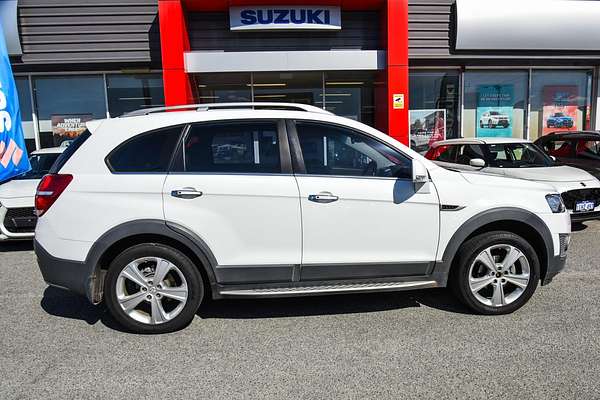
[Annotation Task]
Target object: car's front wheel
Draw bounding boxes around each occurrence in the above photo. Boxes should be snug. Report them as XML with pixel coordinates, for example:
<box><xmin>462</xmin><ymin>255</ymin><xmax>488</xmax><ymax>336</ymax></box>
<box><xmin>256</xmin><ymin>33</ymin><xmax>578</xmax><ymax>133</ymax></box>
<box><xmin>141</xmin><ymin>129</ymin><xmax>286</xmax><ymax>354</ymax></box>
<box><xmin>104</xmin><ymin>243</ymin><xmax>204</xmax><ymax>333</ymax></box>
<box><xmin>451</xmin><ymin>231</ymin><xmax>540</xmax><ymax>315</ymax></box>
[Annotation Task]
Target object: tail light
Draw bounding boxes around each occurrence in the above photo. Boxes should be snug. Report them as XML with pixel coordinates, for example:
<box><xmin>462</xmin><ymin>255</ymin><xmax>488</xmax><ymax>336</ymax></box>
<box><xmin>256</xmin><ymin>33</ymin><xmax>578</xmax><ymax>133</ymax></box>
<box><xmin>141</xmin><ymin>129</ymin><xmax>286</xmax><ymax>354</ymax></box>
<box><xmin>35</xmin><ymin>174</ymin><xmax>73</xmax><ymax>217</ymax></box>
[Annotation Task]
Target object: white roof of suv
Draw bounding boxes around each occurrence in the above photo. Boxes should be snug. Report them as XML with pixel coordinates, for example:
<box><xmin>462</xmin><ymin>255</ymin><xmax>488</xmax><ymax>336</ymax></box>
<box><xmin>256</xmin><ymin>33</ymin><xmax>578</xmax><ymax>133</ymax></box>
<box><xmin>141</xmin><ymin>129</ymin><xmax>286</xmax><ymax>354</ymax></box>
<box><xmin>432</xmin><ymin>137</ymin><xmax>532</xmax><ymax>147</ymax></box>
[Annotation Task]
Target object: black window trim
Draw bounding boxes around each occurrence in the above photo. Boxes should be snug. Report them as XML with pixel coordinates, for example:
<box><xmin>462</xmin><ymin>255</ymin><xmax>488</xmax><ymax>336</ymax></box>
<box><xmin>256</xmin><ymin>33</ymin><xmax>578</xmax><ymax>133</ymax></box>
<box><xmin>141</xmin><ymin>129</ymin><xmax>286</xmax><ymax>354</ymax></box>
<box><xmin>104</xmin><ymin>124</ymin><xmax>188</xmax><ymax>174</ymax></box>
<box><xmin>168</xmin><ymin>118</ymin><xmax>293</xmax><ymax>176</ymax></box>
<box><xmin>287</xmin><ymin>118</ymin><xmax>415</xmax><ymax>181</ymax></box>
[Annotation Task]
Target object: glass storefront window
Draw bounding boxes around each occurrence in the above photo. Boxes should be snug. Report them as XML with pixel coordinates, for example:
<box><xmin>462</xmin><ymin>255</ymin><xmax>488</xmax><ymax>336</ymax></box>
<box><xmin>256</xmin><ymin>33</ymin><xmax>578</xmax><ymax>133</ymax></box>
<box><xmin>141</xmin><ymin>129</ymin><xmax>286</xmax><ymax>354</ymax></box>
<box><xmin>253</xmin><ymin>72</ymin><xmax>322</xmax><ymax>106</ymax></box>
<box><xmin>15</xmin><ymin>77</ymin><xmax>35</xmax><ymax>151</ymax></box>
<box><xmin>191</xmin><ymin>71</ymin><xmax>377</xmax><ymax>127</ymax></box>
<box><xmin>193</xmin><ymin>73</ymin><xmax>251</xmax><ymax>103</ymax></box>
<box><xmin>106</xmin><ymin>74</ymin><xmax>164</xmax><ymax>117</ymax></box>
<box><xmin>529</xmin><ymin>70</ymin><xmax>593</xmax><ymax>141</ymax></box>
<box><xmin>324</xmin><ymin>71</ymin><xmax>375</xmax><ymax>127</ymax></box>
<box><xmin>463</xmin><ymin>71</ymin><xmax>528</xmax><ymax>139</ymax></box>
<box><xmin>33</xmin><ymin>75</ymin><xmax>107</xmax><ymax>148</ymax></box>
<box><xmin>409</xmin><ymin>70</ymin><xmax>460</xmax><ymax>153</ymax></box>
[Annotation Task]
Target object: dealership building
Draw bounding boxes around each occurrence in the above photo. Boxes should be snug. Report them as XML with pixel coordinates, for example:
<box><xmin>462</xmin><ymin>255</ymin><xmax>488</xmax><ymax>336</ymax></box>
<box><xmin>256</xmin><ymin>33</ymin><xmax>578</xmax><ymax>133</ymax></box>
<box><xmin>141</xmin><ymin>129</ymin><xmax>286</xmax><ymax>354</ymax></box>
<box><xmin>4</xmin><ymin>0</ymin><xmax>600</xmax><ymax>152</ymax></box>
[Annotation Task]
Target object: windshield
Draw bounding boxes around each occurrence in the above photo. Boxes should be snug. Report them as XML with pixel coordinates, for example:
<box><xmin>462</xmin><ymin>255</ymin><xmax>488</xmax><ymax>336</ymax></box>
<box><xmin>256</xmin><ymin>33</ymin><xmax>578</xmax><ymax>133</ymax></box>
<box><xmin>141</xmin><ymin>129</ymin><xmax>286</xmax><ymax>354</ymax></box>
<box><xmin>486</xmin><ymin>143</ymin><xmax>554</xmax><ymax>168</ymax></box>
<box><xmin>553</xmin><ymin>113</ymin><xmax>565</xmax><ymax>117</ymax></box>
<box><xmin>14</xmin><ymin>153</ymin><xmax>61</xmax><ymax>180</ymax></box>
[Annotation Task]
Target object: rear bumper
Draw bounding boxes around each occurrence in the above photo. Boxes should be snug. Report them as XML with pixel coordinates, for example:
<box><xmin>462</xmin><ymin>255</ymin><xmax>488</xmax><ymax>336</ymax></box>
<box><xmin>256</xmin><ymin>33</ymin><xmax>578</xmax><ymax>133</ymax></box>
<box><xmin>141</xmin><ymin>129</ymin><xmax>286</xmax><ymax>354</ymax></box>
<box><xmin>34</xmin><ymin>239</ymin><xmax>95</xmax><ymax>302</ymax></box>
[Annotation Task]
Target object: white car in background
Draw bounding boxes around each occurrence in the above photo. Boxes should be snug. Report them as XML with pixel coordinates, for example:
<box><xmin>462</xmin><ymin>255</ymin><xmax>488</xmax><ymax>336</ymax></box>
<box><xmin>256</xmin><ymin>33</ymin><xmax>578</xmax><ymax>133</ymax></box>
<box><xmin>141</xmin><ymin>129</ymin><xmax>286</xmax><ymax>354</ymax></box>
<box><xmin>425</xmin><ymin>137</ymin><xmax>600</xmax><ymax>221</ymax></box>
<box><xmin>479</xmin><ymin>111</ymin><xmax>510</xmax><ymax>129</ymax></box>
<box><xmin>0</xmin><ymin>146</ymin><xmax>65</xmax><ymax>241</ymax></box>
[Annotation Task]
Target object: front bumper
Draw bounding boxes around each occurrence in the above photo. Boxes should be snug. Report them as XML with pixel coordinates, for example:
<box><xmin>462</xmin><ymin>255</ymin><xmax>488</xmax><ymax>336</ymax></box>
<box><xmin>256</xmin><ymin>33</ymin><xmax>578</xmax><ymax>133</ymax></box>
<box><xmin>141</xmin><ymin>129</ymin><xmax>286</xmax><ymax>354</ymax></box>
<box><xmin>34</xmin><ymin>239</ymin><xmax>96</xmax><ymax>301</ymax></box>
<box><xmin>0</xmin><ymin>206</ymin><xmax>36</xmax><ymax>241</ymax></box>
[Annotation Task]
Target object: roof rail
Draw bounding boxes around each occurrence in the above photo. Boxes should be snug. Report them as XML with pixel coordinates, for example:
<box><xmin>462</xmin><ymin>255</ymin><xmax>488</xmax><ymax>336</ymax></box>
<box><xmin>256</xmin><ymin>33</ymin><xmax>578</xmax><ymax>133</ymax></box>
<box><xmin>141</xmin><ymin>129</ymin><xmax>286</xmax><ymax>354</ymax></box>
<box><xmin>122</xmin><ymin>102</ymin><xmax>333</xmax><ymax>117</ymax></box>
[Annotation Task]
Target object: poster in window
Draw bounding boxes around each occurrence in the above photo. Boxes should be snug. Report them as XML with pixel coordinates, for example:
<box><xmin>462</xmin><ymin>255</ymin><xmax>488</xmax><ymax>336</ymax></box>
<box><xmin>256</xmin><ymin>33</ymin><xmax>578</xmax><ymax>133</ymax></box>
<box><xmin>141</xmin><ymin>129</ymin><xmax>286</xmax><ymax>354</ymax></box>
<box><xmin>542</xmin><ymin>86</ymin><xmax>578</xmax><ymax>135</ymax></box>
<box><xmin>409</xmin><ymin>109</ymin><xmax>446</xmax><ymax>155</ymax></box>
<box><xmin>51</xmin><ymin>114</ymin><xmax>93</xmax><ymax>146</ymax></box>
<box><xmin>476</xmin><ymin>84</ymin><xmax>514</xmax><ymax>138</ymax></box>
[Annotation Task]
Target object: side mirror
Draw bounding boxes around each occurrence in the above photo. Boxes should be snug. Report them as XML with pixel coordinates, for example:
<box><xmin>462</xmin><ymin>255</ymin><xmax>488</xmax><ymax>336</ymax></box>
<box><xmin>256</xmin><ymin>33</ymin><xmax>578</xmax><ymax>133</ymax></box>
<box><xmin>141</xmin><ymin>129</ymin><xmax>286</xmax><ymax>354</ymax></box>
<box><xmin>469</xmin><ymin>158</ymin><xmax>486</xmax><ymax>168</ymax></box>
<box><xmin>412</xmin><ymin>160</ymin><xmax>428</xmax><ymax>183</ymax></box>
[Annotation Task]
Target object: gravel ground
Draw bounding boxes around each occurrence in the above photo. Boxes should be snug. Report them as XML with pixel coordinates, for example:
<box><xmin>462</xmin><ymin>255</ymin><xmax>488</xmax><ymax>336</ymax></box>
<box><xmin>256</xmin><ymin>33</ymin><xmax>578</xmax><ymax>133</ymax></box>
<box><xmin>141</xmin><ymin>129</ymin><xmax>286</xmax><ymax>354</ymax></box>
<box><xmin>1</xmin><ymin>222</ymin><xmax>599</xmax><ymax>399</ymax></box>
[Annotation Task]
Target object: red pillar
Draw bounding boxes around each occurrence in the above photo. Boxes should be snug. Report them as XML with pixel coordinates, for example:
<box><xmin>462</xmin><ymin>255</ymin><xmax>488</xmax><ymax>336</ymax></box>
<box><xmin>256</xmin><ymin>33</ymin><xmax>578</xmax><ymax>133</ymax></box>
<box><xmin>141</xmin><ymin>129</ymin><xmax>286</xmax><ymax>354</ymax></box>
<box><xmin>158</xmin><ymin>0</ymin><xmax>195</xmax><ymax>106</ymax></box>
<box><xmin>385</xmin><ymin>0</ymin><xmax>409</xmax><ymax>145</ymax></box>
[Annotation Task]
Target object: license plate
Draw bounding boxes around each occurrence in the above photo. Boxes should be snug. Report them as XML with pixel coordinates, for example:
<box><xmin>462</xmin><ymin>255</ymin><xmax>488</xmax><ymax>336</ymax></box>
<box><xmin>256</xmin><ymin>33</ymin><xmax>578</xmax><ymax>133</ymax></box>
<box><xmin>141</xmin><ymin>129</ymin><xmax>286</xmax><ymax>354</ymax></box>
<box><xmin>575</xmin><ymin>200</ymin><xmax>595</xmax><ymax>212</ymax></box>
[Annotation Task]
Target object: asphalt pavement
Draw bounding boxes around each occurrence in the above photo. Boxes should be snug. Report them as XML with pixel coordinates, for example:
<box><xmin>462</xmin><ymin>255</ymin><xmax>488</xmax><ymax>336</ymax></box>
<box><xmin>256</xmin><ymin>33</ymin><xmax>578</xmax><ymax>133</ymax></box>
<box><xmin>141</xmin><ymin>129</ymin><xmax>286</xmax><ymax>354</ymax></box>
<box><xmin>1</xmin><ymin>222</ymin><xmax>599</xmax><ymax>399</ymax></box>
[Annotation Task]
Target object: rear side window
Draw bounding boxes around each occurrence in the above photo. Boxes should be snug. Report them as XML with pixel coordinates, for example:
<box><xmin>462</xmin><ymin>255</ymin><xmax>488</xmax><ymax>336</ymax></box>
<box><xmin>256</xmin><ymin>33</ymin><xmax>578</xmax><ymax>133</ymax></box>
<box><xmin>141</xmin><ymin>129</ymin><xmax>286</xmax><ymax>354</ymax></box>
<box><xmin>177</xmin><ymin>121</ymin><xmax>281</xmax><ymax>173</ymax></box>
<box><xmin>107</xmin><ymin>126</ymin><xmax>183</xmax><ymax>173</ymax></box>
<box><xmin>427</xmin><ymin>145</ymin><xmax>458</xmax><ymax>162</ymax></box>
<box><xmin>49</xmin><ymin>130</ymin><xmax>91</xmax><ymax>174</ymax></box>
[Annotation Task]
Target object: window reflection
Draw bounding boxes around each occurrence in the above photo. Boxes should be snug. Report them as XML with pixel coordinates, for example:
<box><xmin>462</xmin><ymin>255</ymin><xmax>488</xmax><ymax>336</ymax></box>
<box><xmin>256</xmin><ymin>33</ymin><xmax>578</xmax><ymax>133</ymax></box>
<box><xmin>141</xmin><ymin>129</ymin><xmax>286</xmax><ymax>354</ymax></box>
<box><xmin>529</xmin><ymin>70</ymin><xmax>592</xmax><ymax>141</ymax></box>
<box><xmin>324</xmin><ymin>71</ymin><xmax>375</xmax><ymax>126</ymax></box>
<box><xmin>106</xmin><ymin>74</ymin><xmax>164</xmax><ymax>117</ymax></box>
<box><xmin>194</xmin><ymin>73</ymin><xmax>251</xmax><ymax>103</ymax></box>
<box><xmin>253</xmin><ymin>72</ymin><xmax>322</xmax><ymax>106</ymax></box>
<box><xmin>33</xmin><ymin>75</ymin><xmax>107</xmax><ymax>148</ymax></box>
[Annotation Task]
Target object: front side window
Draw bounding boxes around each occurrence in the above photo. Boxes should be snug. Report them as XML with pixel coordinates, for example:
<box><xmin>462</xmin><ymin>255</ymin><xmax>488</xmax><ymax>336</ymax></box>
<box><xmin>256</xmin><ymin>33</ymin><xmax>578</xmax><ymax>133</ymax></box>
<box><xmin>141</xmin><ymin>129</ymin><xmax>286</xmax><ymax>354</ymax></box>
<box><xmin>181</xmin><ymin>122</ymin><xmax>280</xmax><ymax>173</ymax></box>
<box><xmin>543</xmin><ymin>140</ymin><xmax>573</xmax><ymax>158</ymax></box>
<box><xmin>486</xmin><ymin>143</ymin><xmax>553</xmax><ymax>168</ymax></box>
<box><xmin>295</xmin><ymin>122</ymin><xmax>412</xmax><ymax>179</ymax></box>
<box><xmin>107</xmin><ymin>126</ymin><xmax>183</xmax><ymax>173</ymax></box>
<box><xmin>456</xmin><ymin>144</ymin><xmax>486</xmax><ymax>165</ymax></box>
<box><xmin>574</xmin><ymin>140</ymin><xmax>600</xmax><ymax>160</ymax></box>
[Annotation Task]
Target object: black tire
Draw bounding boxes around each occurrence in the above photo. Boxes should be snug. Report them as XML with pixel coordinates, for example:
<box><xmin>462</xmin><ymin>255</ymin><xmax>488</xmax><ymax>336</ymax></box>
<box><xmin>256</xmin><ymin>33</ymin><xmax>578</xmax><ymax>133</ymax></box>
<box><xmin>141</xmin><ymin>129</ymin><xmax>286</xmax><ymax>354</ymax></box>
<box><xmin>488</xmin><ymin>120</ymin><xmax>494</xmax><ymax>129</ymax></box>
<box><xmin>450</xmin><ymin>231</ymin><xmax>540</xmax><ymax>315</ymax></box>
<box><xmin>105</xmin><ymin>243</ymin><xmax>204</xmax><ymax>334</ymax></box>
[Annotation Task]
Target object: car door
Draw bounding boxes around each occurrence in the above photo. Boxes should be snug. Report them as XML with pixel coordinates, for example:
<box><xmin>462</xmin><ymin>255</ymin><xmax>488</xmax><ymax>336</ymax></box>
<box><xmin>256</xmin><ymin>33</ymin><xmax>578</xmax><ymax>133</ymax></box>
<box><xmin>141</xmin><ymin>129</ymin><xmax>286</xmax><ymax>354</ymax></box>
<box><xmin>162</xmin><ymin>119</ymin><xmax>301</xmax><ymax>285</ymax></box>
<box><xmin>289</xmin><ymin>120</ymin><xmax>440</xmax><ymax>281</ymax></box>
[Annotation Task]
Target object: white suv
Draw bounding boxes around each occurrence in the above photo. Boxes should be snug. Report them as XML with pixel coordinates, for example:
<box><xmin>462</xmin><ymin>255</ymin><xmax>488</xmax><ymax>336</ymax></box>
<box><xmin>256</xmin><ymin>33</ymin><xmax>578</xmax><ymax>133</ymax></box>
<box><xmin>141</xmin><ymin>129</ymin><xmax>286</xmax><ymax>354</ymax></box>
<box><xmin>34</xmin><ymin>103</ymin><xmax>571</xmax><ymax>334</ymax></box>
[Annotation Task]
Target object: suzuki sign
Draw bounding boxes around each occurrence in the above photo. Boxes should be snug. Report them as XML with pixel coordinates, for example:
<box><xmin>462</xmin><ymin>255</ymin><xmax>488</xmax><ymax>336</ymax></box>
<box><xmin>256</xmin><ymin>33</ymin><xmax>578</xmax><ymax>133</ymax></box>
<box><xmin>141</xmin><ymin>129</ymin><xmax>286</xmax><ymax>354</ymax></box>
<box><xmin>229</xmin><ymin>6</ymin><xmax>341</xmax><ymax>31</ymax></box>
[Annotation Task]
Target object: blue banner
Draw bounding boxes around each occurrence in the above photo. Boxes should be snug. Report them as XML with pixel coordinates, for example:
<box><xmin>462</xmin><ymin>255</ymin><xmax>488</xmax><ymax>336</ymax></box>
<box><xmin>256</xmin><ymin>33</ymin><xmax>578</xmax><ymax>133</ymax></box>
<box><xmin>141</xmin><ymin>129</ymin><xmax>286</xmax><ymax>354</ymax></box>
<box><xmin>0</xmin><ymin>22</ymin><xmax>30</xmax><ymax>183</ymax></box>
<box><xmin>476</xmin><ymin>84</ymin><xmax>514</xmax><ymax>138</ymax></box>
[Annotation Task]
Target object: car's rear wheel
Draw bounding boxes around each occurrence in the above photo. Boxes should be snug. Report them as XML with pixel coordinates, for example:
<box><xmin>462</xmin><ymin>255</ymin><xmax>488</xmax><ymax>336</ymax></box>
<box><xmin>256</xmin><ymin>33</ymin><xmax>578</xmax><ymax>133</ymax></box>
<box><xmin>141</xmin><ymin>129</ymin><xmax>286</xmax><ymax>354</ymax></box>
<box><xmin>105</xmin><ymin>243</ymin><xmax>204</xmax><ymax>333</ymax></box>
<box><xmin>451</xmin><ymin>231</ymin><xmax>540</xmax><ymax>315</ymax></box>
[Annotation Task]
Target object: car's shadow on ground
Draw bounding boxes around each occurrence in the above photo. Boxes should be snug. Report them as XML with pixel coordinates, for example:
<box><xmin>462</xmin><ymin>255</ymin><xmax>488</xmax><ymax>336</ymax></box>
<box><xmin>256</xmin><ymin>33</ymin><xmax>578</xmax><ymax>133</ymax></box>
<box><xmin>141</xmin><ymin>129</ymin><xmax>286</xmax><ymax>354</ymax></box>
<box><xmin>571</xmin><ymin>222</ymin><xmax>590</xmax><ymax>232</ymax></box>
<box><xmin>197</xmin><ymin>288</ymin><xmax>470</xmax><ymax>319</ymax></box>
<box><xmin>0</xmin><ymin>241</ymin><xmax>33</xmax><ymax>252</ymax></box>
<box><xmin>40</xmin><ymin>286</ymin><xmax>471</xmax><ymax>333</ymax></box>
<box><xmin>40</xmin><ymin>287</ymin><xmax>126</xmax><ymax>331</ymax></box>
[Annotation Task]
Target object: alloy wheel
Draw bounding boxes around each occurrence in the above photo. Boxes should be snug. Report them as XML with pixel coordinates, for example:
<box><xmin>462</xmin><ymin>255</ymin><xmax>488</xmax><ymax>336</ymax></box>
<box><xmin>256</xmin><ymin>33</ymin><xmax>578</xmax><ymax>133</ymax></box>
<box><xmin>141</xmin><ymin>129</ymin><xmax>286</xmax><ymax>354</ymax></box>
<box><xmin>468</xmin><ymin>244</ymin><xmax>531</xmax><ymax>307</ymax></box>
<box><xmin>116</xmin><ymin>257</ymin><xmax>189</xmax><ymax>324</ymax></box>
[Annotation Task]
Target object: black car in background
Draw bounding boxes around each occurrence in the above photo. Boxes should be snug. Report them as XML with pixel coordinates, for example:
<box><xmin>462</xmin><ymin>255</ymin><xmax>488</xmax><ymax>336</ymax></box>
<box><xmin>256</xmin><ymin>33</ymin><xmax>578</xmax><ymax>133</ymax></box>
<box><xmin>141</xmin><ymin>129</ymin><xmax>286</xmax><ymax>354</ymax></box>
<box><xmin>534</xmin><ymin>131</ymin><xmax>600</xmax><ymax>180</ymax></box>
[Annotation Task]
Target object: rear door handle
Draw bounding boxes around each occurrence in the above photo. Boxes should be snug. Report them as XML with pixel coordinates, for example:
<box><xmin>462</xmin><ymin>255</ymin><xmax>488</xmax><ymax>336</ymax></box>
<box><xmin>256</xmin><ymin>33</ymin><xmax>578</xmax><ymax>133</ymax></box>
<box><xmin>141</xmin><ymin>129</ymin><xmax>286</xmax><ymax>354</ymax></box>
<box><xmin>308</xmin><ymin>192</ymin><xmax>339</xmax><ymax>204</ymax></box>
<box><xmin>171</xmin><ymin>187</ymin><xmax>203</xmax><ymax>199</ymax></box>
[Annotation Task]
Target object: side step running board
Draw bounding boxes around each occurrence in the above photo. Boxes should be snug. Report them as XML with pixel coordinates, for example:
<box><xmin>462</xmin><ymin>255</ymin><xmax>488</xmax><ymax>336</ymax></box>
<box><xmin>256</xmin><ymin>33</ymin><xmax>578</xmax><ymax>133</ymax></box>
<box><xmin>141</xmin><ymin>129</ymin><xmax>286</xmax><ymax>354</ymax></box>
<box><xmin>218</xmin><ymin>280</ymin><xmax>438</xmax><ymax>297</ymax></box>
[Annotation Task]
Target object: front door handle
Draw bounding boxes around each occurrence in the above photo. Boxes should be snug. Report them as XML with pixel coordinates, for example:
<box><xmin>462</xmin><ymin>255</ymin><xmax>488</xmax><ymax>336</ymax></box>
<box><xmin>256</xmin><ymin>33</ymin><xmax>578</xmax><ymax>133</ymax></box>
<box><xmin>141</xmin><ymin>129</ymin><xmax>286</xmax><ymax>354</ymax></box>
<box><xmin>308</xmin><ymin>192</ymin><xmax>339</xmax><ymax>204</ymax></box>
<box><xmin>171</xmin><ymin>187</ymin><xmax>203</xmax><ymax>199</ymax></box>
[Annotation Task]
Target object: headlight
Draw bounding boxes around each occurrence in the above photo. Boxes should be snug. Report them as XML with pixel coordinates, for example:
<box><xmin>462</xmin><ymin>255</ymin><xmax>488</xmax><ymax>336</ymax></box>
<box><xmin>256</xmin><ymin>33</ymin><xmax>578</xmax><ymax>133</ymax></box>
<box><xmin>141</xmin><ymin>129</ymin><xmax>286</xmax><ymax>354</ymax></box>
<box><xmin>546</xmin><ymin>194</ymin><xmax>565</xmax><ymax>213</ymax></box>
